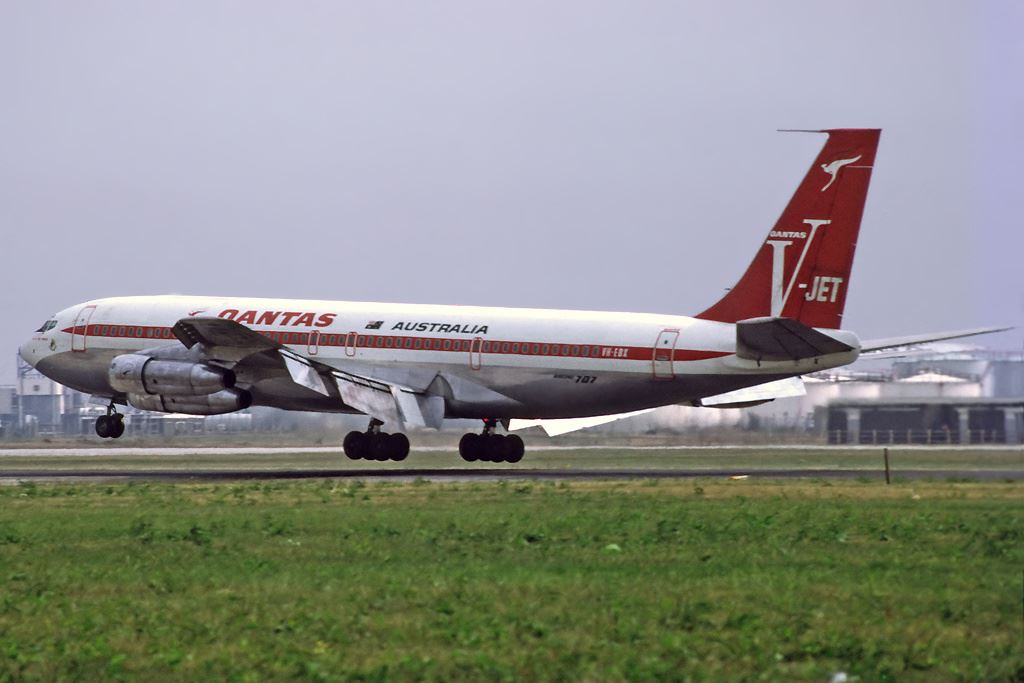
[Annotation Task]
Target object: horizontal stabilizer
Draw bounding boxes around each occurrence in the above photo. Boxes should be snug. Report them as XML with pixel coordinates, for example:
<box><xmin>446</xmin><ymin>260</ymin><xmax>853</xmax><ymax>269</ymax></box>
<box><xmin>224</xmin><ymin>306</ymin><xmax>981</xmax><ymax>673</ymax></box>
<box><xmin>860</xmin><ymin>326</ymin><xmax>1012</xmax><ymax>354</ymax></box>
<box><xmin>699</xmin><ymin>376</ymin><xmax>805</xmax><ymax>407</ymax></box>
<box><xmin>508</xmin><ymin>409</ymin><xmax>654</xmax><ymax>437</ymax></box>
<box><xmin>737</xmin><ymin>317</ymin><xmax>853</xmax><ymax>362</ymax></box>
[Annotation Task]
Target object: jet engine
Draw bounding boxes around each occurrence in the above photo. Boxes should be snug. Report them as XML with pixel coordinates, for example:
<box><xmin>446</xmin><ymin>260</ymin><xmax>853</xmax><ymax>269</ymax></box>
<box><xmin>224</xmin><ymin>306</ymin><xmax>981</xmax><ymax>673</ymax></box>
<box><xmin>127</xmin><ymin>388</ymin><xmax>253</xmax><ymax>415</ymax></box>
<box><xmin>109</xmin><ymin>354</ymin><xmax>235</xmax><ymax>396</ymax></box>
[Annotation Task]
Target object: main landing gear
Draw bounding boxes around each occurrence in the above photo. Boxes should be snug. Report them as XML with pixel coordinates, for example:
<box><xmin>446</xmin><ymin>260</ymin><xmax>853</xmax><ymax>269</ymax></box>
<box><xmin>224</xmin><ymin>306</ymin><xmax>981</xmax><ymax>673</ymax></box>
<box><xmin>95</xmin><ymin>405</ymin><xmax>125</xmax><ymax>439</ymax></box>
<box><xmin>343</xmin><ymin>419</ymin><xmax>410</xmax><ymax>462</ymax></box>
<box><xmin>459</xmin><ymin>418</ymin><xmax>525</xmax><ymax>463</ymax></box>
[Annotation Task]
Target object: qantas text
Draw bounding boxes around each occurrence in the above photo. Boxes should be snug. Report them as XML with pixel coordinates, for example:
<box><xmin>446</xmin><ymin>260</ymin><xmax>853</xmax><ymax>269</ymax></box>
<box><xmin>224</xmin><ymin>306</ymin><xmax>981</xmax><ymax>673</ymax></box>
<box><xmin>219</xmin><ymin>310</ymin><xmax>337</xmax><ymax>327</ymax></box>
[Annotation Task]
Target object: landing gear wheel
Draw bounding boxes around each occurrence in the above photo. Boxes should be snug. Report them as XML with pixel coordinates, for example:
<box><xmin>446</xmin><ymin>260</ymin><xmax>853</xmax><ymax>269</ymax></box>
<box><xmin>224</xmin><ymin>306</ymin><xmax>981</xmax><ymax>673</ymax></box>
<box><xmin>345</xmin><ymin>421</ymin><xmax>412</xmax><ymax>462</ymax></box>
<box><xmin>389</xmin><ymin>433</ymin><xmax>410</xmax><ymax>461</ymax></box>
<box><xmin>370</xmin><ymin>435</ymin><xmax>392</xmax><ymax>462</ymax></box>
<box><xmin>96</xmin><ymin>404</ymin><xmax>125</xmax><ymax>440</ymax></box>
<box><xmin>459</xmin><ymin>433</ymin><xmax>481</xmax><ymax>462</ymax></box>
<box><xmin>483</xmin><ymin>435</ymin><xmax>505</xmax><ymax>462</ymax></box>
<box><xmin>95</xmin><ymin>415</ymin><xmax>112</xmax><ymax>439</ymax></box>
<box><xmin>343</xmin><ymin>431</ymin><xmax>366</xmax><ymax>460</ymax></box>
<box><xmin>460</xmin><ymin>420</ymin><xmax>526</xmax><ymax>463</ymax></box>
<box><xmin>109</xmin><ymin>414</ymin><xmax>125</xmax><ymax>439</ymax></box>
<box><xmin>504</xmin><ymin>434</ymin><xmax>524</xmax><ymax>463</ymax></box>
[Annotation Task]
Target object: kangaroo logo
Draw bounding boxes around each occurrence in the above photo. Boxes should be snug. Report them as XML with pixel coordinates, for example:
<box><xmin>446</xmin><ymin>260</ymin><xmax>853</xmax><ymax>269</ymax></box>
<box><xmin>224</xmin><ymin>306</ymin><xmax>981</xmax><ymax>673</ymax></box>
<box><xmin>820</xmin><ymin>155</ymin><xmax>862</xmax><ymax>191</ymax></box>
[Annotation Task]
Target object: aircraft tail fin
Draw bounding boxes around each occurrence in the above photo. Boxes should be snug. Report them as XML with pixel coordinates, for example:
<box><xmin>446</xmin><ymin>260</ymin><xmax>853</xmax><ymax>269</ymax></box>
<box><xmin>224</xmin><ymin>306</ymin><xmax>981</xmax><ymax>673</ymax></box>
<box><xmin>696</xmin><ymin>129</ymin><xmax>881</xmax><ymax>329</ymax></box>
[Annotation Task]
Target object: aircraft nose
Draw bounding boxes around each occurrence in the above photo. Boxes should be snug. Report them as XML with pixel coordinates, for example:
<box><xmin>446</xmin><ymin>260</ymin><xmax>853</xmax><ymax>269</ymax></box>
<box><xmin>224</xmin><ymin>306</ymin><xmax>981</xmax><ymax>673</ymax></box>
<box><xmin>18</xmin><ymin>339</ymin><xmax>37</xmax><ymax>367</ymax></box>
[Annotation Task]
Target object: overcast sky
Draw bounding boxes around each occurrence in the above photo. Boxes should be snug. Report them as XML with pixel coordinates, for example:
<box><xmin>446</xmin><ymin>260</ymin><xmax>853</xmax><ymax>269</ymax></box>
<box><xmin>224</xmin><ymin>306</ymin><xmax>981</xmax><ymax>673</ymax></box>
<box><xmin>2</xmin><ymin>1</ymin><xmax>1021</xmax><ymax>385</ymax></box>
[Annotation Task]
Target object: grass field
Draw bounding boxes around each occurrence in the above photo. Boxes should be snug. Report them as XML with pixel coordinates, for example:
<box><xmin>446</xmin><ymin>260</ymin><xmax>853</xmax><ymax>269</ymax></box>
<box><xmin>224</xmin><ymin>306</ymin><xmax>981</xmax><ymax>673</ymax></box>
<box><xmin>1</xmin><ymin>478</ymin><xmax>1021</xmax><ymax>681</ymax></box>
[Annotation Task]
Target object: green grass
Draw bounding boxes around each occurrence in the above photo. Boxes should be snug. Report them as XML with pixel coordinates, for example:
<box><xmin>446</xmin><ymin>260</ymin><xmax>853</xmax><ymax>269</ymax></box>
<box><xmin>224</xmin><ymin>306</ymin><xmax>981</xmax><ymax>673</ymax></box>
<box><xmin>0</xmin><ymin>479</ymin><xmax>1021</xmax><ymax>681</ymax></box>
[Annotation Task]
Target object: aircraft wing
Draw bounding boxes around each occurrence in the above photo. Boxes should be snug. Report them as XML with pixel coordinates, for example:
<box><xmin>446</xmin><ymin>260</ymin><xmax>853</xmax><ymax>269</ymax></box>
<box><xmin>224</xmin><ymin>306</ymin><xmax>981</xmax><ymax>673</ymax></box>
<box><xmin>508</xmin><ymin>409</ymin><xmax>655</xmax><ymax>437</ymax></box>
<box><xmin>698</xmin><ymin>376</ymin><xmax>806</xmax><ymax>407</ymax></box>
<box><xmin>859</xmin><ymin>326</ymin><xmax>1012</xmax><ymax>355</ymax></box>
<box><xmin>172</xmin><ymin>317</ymin><xmax>448</xmax><ymax>430</ymax></box>
<box><xmin>172</xmin><ymin>317</ymin><xmax>278</xmax><ymax>361</ymax></box>
<box><xmin>328</xmin><ymin>366</ymin><xmax>445</xmax><ymax>430</ymax></box>
<box><xmin>509</xmin><ymin>376</ymin><xmax>808</xmax><ymax>436</ymax></box>
<box><xmin>276</xmin><ymin>351</ymin><xmax>446</xmax><ymax>429</ymax></box>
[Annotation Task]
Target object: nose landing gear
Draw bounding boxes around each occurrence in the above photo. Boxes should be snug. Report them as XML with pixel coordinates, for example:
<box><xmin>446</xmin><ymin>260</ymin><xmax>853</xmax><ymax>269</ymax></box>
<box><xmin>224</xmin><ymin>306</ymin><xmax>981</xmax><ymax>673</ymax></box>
<box><xmin>459</xmin><ymin>418</ymin><xmax>524</xmax><ymax>463</ymax></box>
<box><xmin>95</xmin><ymin>405</ymin><xmax>125</xmax><ymax>439</ymax></box>
<box><xmin>343</xmin><ymin>418</ymin><xmax>410</xmax><ymax>462</ymax></box>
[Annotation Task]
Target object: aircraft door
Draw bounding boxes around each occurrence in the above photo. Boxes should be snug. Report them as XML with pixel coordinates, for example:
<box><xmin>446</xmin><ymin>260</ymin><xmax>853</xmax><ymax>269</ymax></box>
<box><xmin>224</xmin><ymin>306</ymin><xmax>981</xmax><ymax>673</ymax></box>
<box><xmin>307</xmin><ymin>330</ymin><xmax>320</xmax><ymax>356</ymax></box>
<box><xmin>71</xmin><ymin>305</ymin><xmax>96</xmax><ymax>352</ymax></box>
<box><xmin>652</xmin><ymin>328</ymin><xmax>679</xmax><ymax>379</ymax></box>
<box><xmin>469</xmin><ymin>337</ymin><xmax>483</xmax><ymax>370</ymax></box>
<box><xmin>345</xmin><ymin>331</ymin><xmax>357</xmax><ymax>357</ymax></box>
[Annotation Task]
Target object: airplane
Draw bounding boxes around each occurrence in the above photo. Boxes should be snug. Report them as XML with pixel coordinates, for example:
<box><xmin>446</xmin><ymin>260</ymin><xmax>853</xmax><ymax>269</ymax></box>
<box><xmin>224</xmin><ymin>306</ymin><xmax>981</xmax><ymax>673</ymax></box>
<box><xmin>18</xmin><ymin>128</ymin><xmax>1006</xmax><ymax>462</ymax></box>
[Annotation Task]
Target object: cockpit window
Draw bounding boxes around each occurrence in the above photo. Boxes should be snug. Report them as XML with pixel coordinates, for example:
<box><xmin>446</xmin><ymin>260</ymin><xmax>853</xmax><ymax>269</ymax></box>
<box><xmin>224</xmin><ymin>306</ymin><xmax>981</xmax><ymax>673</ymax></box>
<box><xmin>35</xmin><ymin>319</ymin><xmax>58</xmax><ymax>333</ymax></box>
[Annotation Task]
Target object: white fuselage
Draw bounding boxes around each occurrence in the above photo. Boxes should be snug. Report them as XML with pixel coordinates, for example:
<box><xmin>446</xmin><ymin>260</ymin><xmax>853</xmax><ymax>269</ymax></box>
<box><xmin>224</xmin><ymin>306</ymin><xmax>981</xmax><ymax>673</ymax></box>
<box><xmin>20</xmin><ymin>295</ymin><xmax>860</xmax><ymax>419</ymax></box>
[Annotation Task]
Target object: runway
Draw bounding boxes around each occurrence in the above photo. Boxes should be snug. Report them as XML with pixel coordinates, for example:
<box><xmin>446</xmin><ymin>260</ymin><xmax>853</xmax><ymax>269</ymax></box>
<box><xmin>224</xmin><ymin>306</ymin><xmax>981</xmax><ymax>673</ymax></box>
<box><xmin>1</xmin><ymin>467</ymin><xmax>1021</xmax><ymax>483</ymax></box>
<box><xmin>0</xmin><ymin>444</ymin><xmax>1018</xmax><ymax>457</ymax></box>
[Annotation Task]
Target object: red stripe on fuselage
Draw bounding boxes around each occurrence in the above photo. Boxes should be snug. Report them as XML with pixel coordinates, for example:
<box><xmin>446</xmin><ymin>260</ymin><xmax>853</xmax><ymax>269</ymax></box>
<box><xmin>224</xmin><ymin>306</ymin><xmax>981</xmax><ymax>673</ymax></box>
<box><xmin>61</xmin><ymin>325</ymin><xmax>731</xmax><ymax>363</ymax></box>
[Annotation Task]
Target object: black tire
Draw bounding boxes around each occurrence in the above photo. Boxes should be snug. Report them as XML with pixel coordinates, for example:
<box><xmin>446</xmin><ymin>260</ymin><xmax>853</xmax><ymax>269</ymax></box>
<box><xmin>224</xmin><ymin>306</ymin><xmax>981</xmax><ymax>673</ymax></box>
<box><xmin>343</xmin><ymin>431</ymin><xmax>366</xmax><ymax>460</ymax></box>
<box><xmin>370</xmin><ymin>434</ymin><xmax>392</xmax><ymax>461</ymax></box>
<box><xmin>480</xmin><ymin>435</ymin><xmax>502</xmax><ymax>463</ymax></box>
<box><xmin>459</xmin><ymin>433</ymin><xmax>480</xmax><ymax>462</ymax></box>
<box><xmin>110</xmin><ymin>416</ymin><xmax>125</xmax><ymax>439</ymax></box>
<box><xmin>390</xmin><ymin>433</ymin><xmax>410</xmax><ymax>461</ymax></box>
<box><xmin>95</xmin><ymin>415</ymin><xmax>111</xmax><ymax>439</ymax></box>
<box><xmin>505</xmin><ymin>434</ymin><xmax>525</xmax><ymax>463</ymax></box>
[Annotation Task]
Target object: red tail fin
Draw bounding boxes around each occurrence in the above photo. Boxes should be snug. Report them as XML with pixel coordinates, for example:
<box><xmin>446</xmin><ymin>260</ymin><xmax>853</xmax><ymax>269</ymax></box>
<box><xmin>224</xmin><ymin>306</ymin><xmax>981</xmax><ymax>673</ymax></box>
<box><xmin>696</xmin><ymin>129</ymin><xmax>881</xmax><ymax>329</ymax></box>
